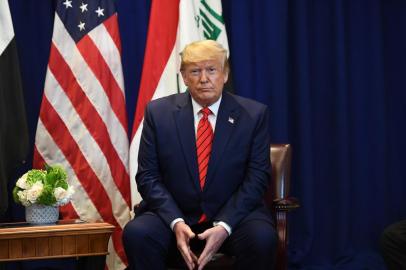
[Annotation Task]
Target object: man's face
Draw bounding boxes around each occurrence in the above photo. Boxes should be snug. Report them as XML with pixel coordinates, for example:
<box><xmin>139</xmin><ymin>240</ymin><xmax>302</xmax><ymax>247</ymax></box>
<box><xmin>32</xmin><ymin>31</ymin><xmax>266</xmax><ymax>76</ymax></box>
<box><xmin>181</xmin><ymin>59</ymin><xmax>228</xmax><ymax>107</ymax></box>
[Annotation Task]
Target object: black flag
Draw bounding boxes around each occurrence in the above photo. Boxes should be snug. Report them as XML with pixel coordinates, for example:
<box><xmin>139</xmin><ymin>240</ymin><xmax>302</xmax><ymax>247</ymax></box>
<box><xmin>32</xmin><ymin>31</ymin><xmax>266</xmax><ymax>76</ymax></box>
<box><xmin>0</xmin><ymin>0</ymin><xmax>29</xmax><ymax>216</ymax></box>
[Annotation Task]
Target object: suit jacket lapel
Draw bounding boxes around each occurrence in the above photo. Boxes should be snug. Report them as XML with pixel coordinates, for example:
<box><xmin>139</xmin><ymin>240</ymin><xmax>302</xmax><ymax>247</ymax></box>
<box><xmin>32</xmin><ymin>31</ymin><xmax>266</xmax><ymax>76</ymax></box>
<box><xmin>174</xmin><ymin>93</ymin><xmax>201</xmax><ymax>192</ymax></box>
<box><xmin>205</xmin><ymin>92</ymin><xmax>241</xmax><ymax>189</ymax></box>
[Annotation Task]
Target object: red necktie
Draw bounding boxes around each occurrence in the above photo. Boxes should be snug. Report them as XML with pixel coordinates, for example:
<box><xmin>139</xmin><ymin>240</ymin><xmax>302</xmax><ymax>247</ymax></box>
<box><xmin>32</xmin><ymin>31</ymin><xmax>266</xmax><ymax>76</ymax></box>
<box><xmin>196</xmin><ymin>107</ymin><xmax>213</xmax><ymax>223</ymax></box>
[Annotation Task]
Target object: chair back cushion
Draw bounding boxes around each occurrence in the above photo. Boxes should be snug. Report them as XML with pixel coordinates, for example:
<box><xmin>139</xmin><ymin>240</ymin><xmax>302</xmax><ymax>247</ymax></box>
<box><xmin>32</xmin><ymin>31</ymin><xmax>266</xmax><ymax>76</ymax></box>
<box><xmin>265</xmin><ymin>144</ymin><xmax>292</xmax><ymax>206</ymax></box>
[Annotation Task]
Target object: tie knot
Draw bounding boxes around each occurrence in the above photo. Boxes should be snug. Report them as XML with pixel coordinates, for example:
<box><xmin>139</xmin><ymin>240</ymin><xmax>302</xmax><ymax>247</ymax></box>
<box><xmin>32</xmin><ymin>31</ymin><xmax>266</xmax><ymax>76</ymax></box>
<box><xmin>200</xmin><ymin>108</ymin><xmax>211</xmax><ymax>118</ymax></box>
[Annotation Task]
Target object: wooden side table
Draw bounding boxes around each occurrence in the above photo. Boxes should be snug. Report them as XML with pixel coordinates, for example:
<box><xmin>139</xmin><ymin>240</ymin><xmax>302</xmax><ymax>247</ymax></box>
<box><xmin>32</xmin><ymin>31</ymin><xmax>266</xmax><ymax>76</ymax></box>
<box><xmin>0</xmin><ymin>220</ymin><xmax>114</xmax><ymax>269</ymax></box>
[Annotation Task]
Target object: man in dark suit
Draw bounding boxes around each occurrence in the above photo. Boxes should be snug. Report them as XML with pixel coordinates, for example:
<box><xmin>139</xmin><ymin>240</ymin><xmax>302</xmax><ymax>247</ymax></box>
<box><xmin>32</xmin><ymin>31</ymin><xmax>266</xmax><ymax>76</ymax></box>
<box><xmin>123</xmin><ymin>40</ymin><xmax>277</xmax><ymax>270</ymax></box>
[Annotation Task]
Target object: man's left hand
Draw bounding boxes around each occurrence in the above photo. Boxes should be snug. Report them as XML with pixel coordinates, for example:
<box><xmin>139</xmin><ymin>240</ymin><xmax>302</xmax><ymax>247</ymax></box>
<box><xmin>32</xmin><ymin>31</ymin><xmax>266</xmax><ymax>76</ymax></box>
<box><xmin>196</xmin><ymin>225</ymin><xmax>228</xmax><ymax>270</ymax></box>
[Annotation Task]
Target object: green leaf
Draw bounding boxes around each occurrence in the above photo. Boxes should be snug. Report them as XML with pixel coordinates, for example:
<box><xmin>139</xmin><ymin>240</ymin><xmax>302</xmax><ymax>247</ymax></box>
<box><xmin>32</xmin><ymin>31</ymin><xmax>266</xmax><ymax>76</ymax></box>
<box><xmin>45</xmin><ymin>165</ymin><xmax>67</xmax><ymax>188</ymax></box>
<box><xmin>55</xmin><ymin>180</ymin><xmax>68</xmax><ymax>189</ymax></box>
<box><xmin>26</xmin><ymin>170</ymin><xmax>46</xmax><ymax>185</ymax></box>
<box><xmin>37</xmin><ymin>185</ymin><xmax>57</xmax><ymax>205</ymax></box>
<box><xmin>12</xmin><ymin>187</ymin><xmax>22</xmax><ymax>204</ymax></box>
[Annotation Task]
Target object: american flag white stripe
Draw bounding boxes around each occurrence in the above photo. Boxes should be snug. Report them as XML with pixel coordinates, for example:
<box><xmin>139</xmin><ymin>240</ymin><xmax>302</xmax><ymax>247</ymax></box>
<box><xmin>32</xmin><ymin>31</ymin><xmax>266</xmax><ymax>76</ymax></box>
<box><xmin>106</xmin><ymin>239</ymin><xmax>126</xmax><ymax>270</ymax></box>
<box><xmin>34</xmin><ymin>2</ymin><xmax>130</xmax><ymax>268</ymax></box>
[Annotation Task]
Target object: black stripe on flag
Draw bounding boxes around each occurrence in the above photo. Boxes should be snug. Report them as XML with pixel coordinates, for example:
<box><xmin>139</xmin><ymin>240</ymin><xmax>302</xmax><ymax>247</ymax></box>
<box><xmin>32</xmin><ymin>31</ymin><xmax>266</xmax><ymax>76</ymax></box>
<box><xmin>0</xmin><ymin>37</ymin><xmax>29</xmax><ymax>216</ymax></box>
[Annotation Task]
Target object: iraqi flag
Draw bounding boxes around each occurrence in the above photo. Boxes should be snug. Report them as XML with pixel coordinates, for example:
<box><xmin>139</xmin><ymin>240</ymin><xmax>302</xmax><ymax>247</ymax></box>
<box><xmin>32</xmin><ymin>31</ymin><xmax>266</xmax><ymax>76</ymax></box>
<box><xmin>0</xmin><ymin>0</ymin><xmax>29</xmax><ymax>216</ymax></box>
<box><xmin>129</xmin><ymin>0</ymin><xmax>229</xmax><ymax>206</ymax></box>
<box><xmin>33</xmin><ymin>0</ymin><xmax>131</xmax><ymax>268</ymax></box>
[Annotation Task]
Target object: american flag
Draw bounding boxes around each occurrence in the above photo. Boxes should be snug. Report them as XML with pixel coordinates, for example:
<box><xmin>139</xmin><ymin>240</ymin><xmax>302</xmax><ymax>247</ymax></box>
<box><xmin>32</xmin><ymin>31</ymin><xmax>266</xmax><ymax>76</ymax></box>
<box><xmin>33</xmin><ymin>0</ymin><xmax>130</xmax><ymax>269</ymax></box>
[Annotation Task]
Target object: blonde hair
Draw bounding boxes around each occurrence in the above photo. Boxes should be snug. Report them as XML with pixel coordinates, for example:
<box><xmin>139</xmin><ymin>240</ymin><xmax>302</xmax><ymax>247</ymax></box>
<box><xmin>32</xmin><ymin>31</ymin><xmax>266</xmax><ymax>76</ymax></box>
<box><xmin>180</xmin><ymin>40</ymin><xmax>229</xmax><ymax>72</ymax></box>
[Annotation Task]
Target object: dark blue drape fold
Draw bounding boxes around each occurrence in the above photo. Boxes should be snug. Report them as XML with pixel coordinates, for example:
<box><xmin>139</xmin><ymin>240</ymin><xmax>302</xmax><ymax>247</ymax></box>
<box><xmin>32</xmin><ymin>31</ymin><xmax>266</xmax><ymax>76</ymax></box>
<box><xmin>222</xmin><ymin>0</ymin><xmax>406</xmax><ymax>269</ymax></box>
<box><xmin>6</xmin><ymin>0</ymin><xmax>406</xmax><ymax>269</ymax></box>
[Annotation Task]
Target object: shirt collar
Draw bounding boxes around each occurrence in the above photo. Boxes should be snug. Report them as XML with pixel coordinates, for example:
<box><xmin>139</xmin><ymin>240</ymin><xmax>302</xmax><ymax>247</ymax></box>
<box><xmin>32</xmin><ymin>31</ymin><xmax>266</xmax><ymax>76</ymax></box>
<box><xmin>191</xmin><ymin>95</ymin><xmax>222</xmax><ymax>117</ymax></box>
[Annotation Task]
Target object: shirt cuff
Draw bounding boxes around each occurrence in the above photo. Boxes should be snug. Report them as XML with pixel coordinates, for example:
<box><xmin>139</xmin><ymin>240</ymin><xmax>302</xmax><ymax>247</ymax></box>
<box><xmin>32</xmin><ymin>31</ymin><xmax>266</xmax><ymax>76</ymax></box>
<box><xmin>170</xmin><ymin>218</ymin><xmax>185</xmax><ymax>230</ymax></box>
<box><xmin>213</xmin><ymin>221</ymin><xmax>232</xmax><ymax>235</ymax></box>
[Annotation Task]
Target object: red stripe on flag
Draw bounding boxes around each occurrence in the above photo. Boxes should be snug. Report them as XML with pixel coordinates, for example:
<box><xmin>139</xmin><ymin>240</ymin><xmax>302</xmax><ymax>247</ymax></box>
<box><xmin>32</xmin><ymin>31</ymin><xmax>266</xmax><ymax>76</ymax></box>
<box><xmin>103</xmin><ymin>14</ymin><xmax>122</xmax><ymax>54</ymax></box>
<box><xmin>33</xmin><ymin>145</ymin><xmax>47</xmax><ymax>169</ymax></box>
<box><xmin>131</xmin><ymin>0</ymin><xmax>180</xmax><ymax>138</ymax></box>
<box><xmin>39</xmin><ymin>96</ymin><xmax>127</xmax><ymax>263</ymax></box>
<box><xmin>76</xmin><ymin>35</ymin><xmax>127</xmax><ymax>131</ymax></box>
<box><xmin>48</xmin><ymin>43</ymin><xmax>131</xmax><ymax>207</ymax></box>
<box><xmin>59</xmin><ymin>203</ymin><xmax>80</xmax><ymax>220</ymax></box>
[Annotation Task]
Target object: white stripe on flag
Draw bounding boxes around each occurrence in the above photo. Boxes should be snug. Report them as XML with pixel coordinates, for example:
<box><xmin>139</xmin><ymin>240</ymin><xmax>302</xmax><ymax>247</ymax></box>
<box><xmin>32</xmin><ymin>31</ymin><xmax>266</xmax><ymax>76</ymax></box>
<box><xmin>0</xmin><ymin>0</ymin><xmax>14</xmax><ymax>55</ymax></box>
<box><xmin>106</xmin><ymin>237</ymin><xmax>126</xmax><ymax>270</ymax></box>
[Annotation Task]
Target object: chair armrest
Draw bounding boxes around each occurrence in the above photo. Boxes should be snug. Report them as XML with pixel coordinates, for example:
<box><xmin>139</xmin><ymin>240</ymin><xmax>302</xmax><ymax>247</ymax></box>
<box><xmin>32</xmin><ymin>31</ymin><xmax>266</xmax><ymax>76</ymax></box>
<box><xmin>272</xmin><ymin>197</ymin><xmax>299</xmax><ymax>270</ymax></box>
<box><xmin>273</xmin><ymin>197</ymin><xmax>300</xmax><ymax>212</ymax></box>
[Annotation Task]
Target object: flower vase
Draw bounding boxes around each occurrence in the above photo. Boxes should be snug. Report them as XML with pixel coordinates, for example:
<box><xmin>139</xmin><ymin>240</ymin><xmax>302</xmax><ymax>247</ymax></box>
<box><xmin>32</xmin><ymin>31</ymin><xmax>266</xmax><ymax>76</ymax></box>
<box><xmin>25</xmin><ymin>204</ymin><xmax>59</xmax><ymax>224</ymax></box>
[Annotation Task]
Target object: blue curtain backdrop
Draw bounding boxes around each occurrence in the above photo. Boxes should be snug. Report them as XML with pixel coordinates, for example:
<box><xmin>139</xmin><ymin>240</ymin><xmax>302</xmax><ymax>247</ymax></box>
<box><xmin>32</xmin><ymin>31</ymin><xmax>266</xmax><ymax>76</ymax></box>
<box><xmin>4</xmin><ymin>0</ymin><xmax>406</xmax><ymax>269</ymax></box>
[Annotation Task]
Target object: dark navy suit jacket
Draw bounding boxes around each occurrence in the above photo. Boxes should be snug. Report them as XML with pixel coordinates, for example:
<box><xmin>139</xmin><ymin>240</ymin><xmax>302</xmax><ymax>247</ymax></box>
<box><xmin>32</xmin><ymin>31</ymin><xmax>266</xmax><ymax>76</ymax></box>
<box><xmin>135</xmin><ymin>91</ymin><xmax>271</xmax><ymax>229</ymax></box>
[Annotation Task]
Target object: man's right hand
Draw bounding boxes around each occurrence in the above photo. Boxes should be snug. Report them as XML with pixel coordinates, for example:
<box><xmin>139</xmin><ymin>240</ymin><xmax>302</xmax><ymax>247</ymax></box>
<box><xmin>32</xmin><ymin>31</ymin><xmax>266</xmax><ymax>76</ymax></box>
<box><xmin>174</xmin><ymin>221</ymin><xmax>197</xmax><ymax>270</ymax></box>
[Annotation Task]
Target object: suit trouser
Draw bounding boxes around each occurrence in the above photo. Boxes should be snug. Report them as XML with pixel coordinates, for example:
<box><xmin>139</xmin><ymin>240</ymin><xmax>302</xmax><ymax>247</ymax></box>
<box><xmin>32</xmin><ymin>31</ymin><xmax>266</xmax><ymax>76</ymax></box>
<box><xmin>123</xmin><ymin>209</ymin><xmax>277</xmax><ymax>270</ymax></box>
<box><xmin>381</xmin><ymin>219</ymin><xmax>406</xmax><ymax>270</ymax></box>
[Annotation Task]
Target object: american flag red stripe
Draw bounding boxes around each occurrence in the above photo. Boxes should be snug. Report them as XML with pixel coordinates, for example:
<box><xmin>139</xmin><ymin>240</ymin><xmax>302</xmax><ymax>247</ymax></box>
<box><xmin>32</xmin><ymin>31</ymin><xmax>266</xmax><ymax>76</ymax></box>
<box><xmin>33</xmin><ymin>1</ymin><xmax>130</xmax><ymax>269</ymax></box>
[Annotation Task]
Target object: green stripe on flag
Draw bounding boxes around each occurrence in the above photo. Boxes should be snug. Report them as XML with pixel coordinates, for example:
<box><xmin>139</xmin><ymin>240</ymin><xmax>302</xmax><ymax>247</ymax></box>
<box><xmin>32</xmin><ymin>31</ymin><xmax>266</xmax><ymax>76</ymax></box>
<box><xmin>200</xmin><ymin>0</ymin><xmax>224</xmax><ymax>24</ymax></box>
<box><xmin>200</xmin><ymin>9</ymin><xmax>221</xmax><ymax>40</ymax></box>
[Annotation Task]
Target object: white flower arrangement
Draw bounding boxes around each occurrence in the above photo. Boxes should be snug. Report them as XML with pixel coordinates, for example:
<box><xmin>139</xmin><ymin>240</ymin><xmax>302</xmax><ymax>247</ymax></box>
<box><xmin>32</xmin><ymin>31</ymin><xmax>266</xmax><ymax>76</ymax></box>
<box><xmin>13</xmin><ymin>165</ymin><xmax>74</xmax><ymax>207</ymax></box>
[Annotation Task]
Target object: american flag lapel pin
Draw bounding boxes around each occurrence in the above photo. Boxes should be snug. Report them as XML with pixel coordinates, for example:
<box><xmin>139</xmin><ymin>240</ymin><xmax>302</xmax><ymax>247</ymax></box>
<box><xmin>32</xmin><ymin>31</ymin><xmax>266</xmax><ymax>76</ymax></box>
<box><xmin>228</xmin><ymin>117</ymin><xmax>234</xmax><ymax>124</ymax></box>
